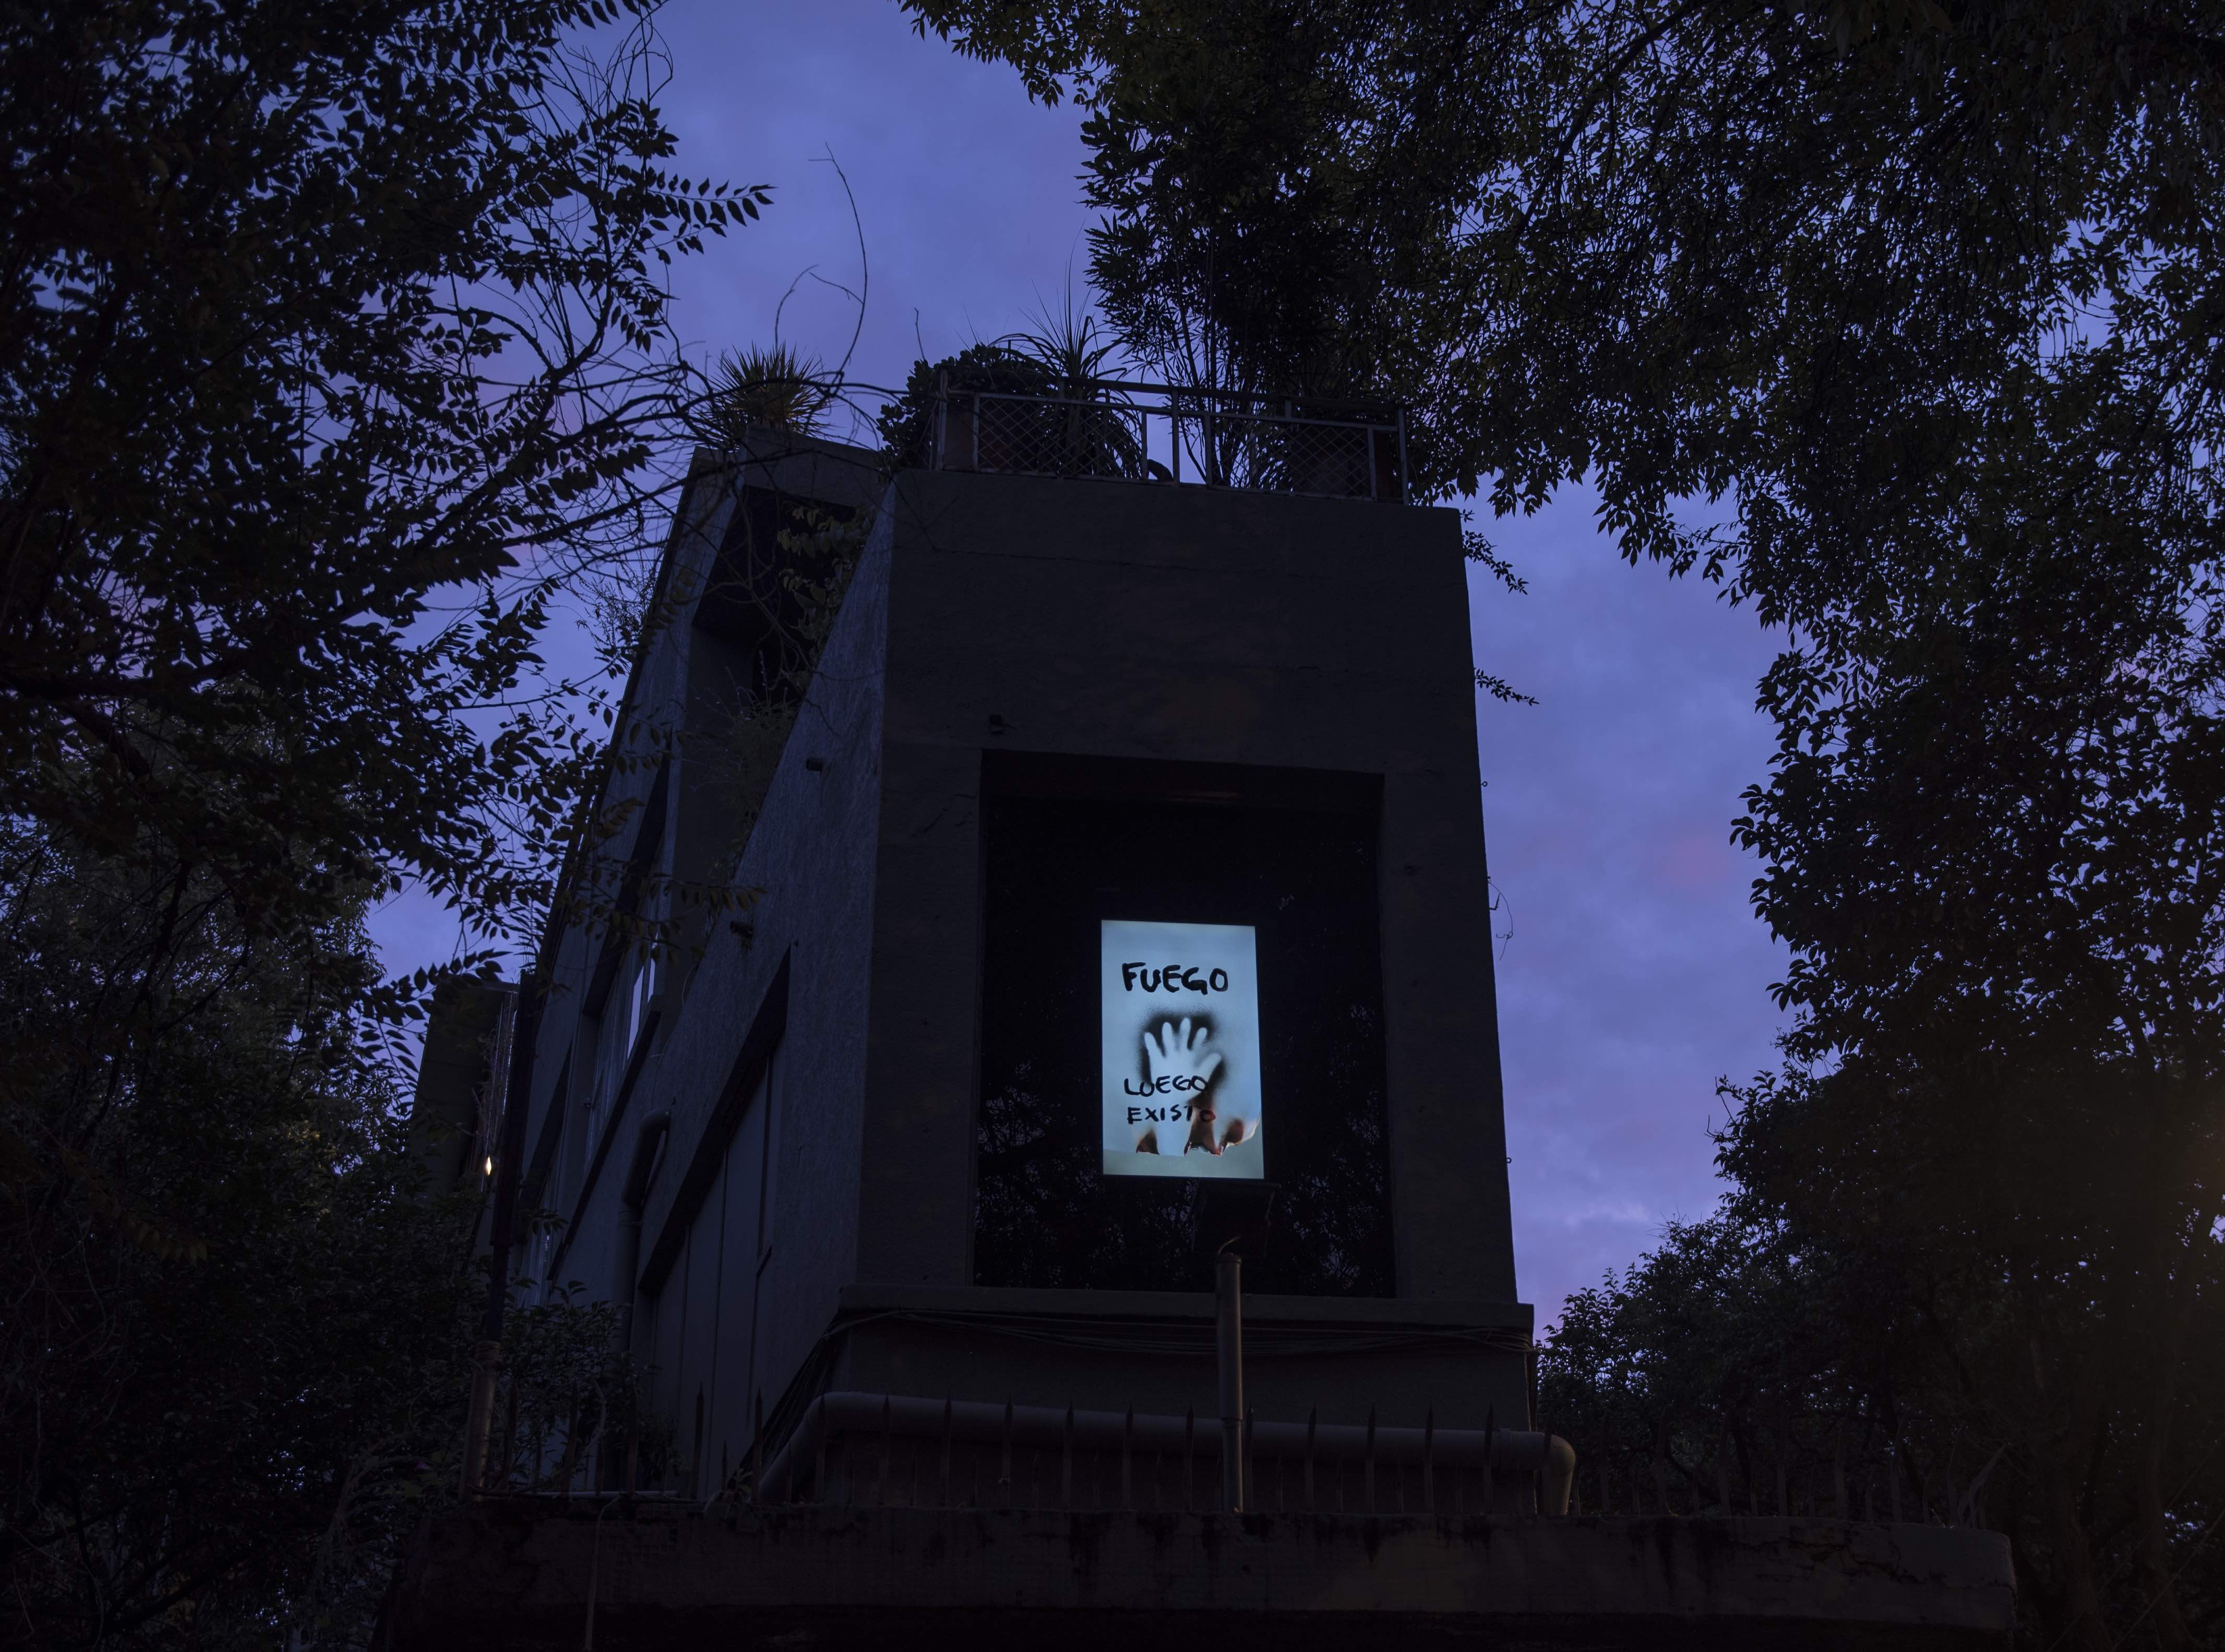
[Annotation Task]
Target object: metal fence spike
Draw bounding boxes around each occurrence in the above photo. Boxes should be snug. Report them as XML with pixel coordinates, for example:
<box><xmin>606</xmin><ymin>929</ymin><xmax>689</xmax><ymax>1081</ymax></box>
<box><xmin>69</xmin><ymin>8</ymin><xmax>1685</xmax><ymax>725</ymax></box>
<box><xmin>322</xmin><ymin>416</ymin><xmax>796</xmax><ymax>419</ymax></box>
<box><xmin>1122</xmin><ymin>1404</ymin><xmax>1134</xmax><ymax>1510</ymax></box>
<box><xmin>1184</xmin><ymin>1405</ymin><xmax>1196</xmax><ymax>1514</ymax></box>
<box><xmin>1422</xmin><ymin>1405</ymin><xmax>1436</xmax><ymax>1514</ymax></box>
<box><xmin>1365</xmin><ymin>1406</ymin><xmax>1377</xmax><ymax>1513</ymax></box>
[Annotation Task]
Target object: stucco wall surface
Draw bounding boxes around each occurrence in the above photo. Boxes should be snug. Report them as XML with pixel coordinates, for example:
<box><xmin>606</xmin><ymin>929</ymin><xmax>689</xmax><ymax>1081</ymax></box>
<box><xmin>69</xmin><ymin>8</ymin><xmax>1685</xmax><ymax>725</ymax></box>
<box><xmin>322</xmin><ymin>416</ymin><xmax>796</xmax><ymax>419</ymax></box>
<box><xmin>624</xmin><ymin>481</ymin><xmax>897</xmax><ymax>1428</ymax></box>
<box><xmin>382</xmin><ymin>1503</ymin><xmax>2016</xmax><ymax>1652</ymax></box>
<box><xmin>503</xmin><ymin>454</ymin><xmax>1534</xmax><ymax>1476</ymax></box>
<box><xmin>855</xmin><ymin>471</ymin><xmax>1515</xmax><ymax>1303</ymax></box>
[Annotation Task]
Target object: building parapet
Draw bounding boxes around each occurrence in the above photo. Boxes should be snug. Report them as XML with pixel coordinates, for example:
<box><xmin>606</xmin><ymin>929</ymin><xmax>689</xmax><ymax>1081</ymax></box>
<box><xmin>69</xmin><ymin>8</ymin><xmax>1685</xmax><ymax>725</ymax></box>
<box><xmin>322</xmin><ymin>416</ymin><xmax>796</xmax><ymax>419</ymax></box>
<box><xmin>380</xmin><ymin>1501</ymin><xmax>2016</xmax><ymax>1651</ymax></box>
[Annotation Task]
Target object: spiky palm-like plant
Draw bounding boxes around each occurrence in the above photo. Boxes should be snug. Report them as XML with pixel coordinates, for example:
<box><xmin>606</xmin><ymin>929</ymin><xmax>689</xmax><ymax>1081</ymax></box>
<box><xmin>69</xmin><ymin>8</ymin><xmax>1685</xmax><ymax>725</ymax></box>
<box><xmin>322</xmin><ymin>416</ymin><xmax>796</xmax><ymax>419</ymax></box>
<box><xmin>698</xmin><ymin>344</ymin><xmax>837</xmax><ymax>448</ymax></box>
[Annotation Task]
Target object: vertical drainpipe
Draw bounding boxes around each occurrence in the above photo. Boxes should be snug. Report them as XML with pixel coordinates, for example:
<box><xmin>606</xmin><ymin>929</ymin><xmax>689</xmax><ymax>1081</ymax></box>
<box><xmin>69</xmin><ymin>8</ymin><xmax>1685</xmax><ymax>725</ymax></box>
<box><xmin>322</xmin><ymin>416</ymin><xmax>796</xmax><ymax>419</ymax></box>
<box><xmin>462</xmin><ymin>964</ymin><xmax>546</xmax><ymax>1495</ymax></box>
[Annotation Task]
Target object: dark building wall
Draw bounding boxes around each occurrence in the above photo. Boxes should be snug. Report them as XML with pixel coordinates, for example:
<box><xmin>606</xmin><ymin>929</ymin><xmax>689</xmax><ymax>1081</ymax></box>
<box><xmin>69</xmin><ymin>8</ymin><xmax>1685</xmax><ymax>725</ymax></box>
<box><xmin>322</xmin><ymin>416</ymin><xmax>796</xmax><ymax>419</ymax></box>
<box><xmin>853</xmin><ymin>470</ymin><xmax>1515</xmax><ymax>1302</ymax></box>
<box><xmin>493</xmin><ymin>435</ymin><xmax>894</xmax><ymax>1491</ymax></box>
<box><xmin>499</xmin><ymin>442</ymin><xmax>1528</xmax><ymax>1488</ymax></box>
<box><xmin>823</xmin><ymin>1284</ymin><xmax>1533</xmax><ymax>1438</ymax></box>
<box><xmin>619</xmin><ymin>440</ymin><xmax>894</xmax><ymax>1480</ymax></box>
<box><xmin>500</xmin><ymin>459</ymin><xmax>735</xmax><ymax>1293</ymax></box>
<box><xmin>631</xmin><ymin>478</ymin><xmax>894</xmax><ymax>1442</ymax></box>
<box><xmin>385</xmin><ymin>1501</ymin><xmax>2020</xmax><ymax>1652</ymax></box>
<box><xmin>406</xmin><ymin>976</ymin><xmax>516</xmax><ymax>1199</ymax></box>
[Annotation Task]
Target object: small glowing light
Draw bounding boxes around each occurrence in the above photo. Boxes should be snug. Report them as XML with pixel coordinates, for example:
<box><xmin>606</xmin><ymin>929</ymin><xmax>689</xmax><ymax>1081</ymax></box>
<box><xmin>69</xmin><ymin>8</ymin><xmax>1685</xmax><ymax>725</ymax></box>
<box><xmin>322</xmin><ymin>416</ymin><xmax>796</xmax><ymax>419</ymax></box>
<box><xmin>483</xmin><ymin>1156</ymin><xmax>495</xmax><ymax>1178</ymax></box>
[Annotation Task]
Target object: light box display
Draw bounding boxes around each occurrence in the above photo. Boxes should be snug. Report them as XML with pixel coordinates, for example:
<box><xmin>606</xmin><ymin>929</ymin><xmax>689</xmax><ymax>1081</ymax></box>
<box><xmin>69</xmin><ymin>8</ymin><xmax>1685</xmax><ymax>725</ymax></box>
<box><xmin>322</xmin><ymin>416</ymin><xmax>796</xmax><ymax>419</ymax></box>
<box><xmin>1100</xmin><ymin>918</ymin><xmax>1263</xmax><ymax>1179</ymax></box>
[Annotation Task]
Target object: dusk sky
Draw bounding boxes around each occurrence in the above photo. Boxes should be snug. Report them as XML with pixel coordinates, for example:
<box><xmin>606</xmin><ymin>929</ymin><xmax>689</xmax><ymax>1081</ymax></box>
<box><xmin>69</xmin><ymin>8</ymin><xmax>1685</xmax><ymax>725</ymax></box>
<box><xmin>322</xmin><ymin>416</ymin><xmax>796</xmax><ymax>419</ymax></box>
<box><xmin>378</xmin><ymin>0</ymin><xmax>1794</xmax><ymax>1328</ymax></box>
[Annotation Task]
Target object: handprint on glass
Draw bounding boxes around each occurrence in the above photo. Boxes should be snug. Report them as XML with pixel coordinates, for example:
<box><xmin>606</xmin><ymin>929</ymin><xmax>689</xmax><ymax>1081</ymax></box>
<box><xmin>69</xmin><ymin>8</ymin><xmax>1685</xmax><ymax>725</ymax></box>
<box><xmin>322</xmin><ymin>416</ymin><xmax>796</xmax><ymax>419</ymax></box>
<box><xmin>1127</xmin><ymin>1015</ymin><xmax>1217</xmax><ymax>1153</ymax></box>
<box><xmin>1102</xmin><ymin>920</ymin><xmax>1263</xmax><ymax>1178</ymax></box>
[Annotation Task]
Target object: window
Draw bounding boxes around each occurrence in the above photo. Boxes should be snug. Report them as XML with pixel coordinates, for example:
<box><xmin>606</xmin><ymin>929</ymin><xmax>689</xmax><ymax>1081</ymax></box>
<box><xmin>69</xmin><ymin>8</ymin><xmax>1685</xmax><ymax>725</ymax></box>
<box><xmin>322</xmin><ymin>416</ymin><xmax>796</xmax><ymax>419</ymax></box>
<box><xmin>975</xmin><ymin>792</ymin><xmax>1393</xmax><ymax>1295</ymax></box>
<box><xmin>625</xmin><ymin>950</ymin><xmax>657</xmax><ymax>1057</ymax></box>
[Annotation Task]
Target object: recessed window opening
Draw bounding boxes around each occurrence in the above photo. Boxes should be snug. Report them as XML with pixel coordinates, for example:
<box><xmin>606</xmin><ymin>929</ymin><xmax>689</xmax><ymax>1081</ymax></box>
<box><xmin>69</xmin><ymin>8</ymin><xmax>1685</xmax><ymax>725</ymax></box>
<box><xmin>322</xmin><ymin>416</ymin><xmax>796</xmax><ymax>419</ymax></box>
<box><xmin>975</xmin><ymin>785</ymin><xmax>1393</xmax><ymax>1295</ymax></box>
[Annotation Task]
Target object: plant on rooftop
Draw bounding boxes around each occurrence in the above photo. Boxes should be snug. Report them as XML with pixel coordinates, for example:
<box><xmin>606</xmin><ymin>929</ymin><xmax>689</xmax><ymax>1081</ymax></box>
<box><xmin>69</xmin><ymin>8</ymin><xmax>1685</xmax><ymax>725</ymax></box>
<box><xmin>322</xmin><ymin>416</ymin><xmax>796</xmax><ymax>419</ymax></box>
<box><xmin>696</xmin><ymin>344</ymin><xmax>840</xmax><ymax>446</ymax></box>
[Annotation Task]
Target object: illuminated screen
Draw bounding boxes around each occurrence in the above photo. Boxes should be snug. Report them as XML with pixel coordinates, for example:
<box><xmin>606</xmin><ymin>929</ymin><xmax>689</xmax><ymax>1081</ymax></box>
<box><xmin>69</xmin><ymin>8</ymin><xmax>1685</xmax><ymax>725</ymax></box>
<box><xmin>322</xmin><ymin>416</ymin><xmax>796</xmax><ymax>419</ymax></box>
<box><xmin>1100</xmin><ymin>919</ymin><xmax>1262</xmax><ymax>1179</ymax></box>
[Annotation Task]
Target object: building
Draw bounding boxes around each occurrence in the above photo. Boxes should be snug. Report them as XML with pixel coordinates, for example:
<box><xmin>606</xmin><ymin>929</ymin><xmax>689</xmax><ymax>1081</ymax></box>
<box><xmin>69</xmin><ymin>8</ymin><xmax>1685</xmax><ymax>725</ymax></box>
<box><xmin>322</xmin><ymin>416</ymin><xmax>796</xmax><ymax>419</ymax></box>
<box><xmin>388</xmin><ymin>392</ymin><xmax>2013</xmax><ymax>1649</ymax></box>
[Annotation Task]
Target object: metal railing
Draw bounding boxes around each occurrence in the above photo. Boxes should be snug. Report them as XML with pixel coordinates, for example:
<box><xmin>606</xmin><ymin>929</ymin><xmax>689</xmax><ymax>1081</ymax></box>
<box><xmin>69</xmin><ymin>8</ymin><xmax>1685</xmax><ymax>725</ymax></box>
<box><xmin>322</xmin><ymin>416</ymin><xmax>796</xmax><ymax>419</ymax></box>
<box><xmin>748</xmin><ymin>1392</ymin><xmax>1570</xmax><ymax>1515</ymax></box>
<box><xmin>1560</xmin><ymin>1422</ymin><xmax>1993</xmax><ymax>1527</ymax></box>
<box><xmin>930</xmin><ymin>375</ymin><xmax>1409</xmax><ymax>504</ymax></box>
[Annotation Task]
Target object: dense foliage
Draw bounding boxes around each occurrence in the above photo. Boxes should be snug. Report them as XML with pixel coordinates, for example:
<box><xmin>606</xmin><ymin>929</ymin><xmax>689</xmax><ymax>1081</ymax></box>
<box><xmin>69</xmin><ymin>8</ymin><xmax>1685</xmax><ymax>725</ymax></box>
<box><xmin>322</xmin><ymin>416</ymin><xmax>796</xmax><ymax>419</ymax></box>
<box><xmin>1718</xmin><ymin>357</ymin><xmax>2225</xmax><ymax>1643</ymax></box>
<box><xmin>1542</xmin><ymin>1207</ymin><xmax>2225</xmax><ymax>1642</ymax></box>
<box><xmin>907</xmin><ymin>2</ymin><xmax>2225</xmax><ymax>1645</ymax></box>
<box><xmin>0</xmin><ymin>0</ymin><xmax>762</xmax><ymax>953</ymax></box>
<box><xmin>1</xmin><ymin>831</ymin><xmax>472</xmax><ymax>1646</ymax></box>
<box><xmin>0</xmin><ymin>1</ymin><xmax>758</xmax><ymax>1643</ymax></box>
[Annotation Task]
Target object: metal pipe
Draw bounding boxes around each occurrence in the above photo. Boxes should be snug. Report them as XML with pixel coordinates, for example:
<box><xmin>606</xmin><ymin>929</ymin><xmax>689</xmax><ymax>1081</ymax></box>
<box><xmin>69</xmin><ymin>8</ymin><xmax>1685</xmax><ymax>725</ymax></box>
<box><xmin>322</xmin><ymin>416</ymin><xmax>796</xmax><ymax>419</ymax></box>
<box><xmin>1215</xmin><ymin>1249</ymin><xmax>1244</xmax><ymax>1513</ymax></box>
<box><xmin>1243</xmin><ymin>1407</ymin><xmax>1255</xmax><ymax>1512</ymax></box>
<box><xmin>1183</xmin><ymin>1406</ymin><xmax>1195</xmax><ymax>1511</ymax></box>
<box><xmin>1542</xmin><ymin>1434</ymin><xmax>1577</xmax><ymax>1516</ymax></box>
<box><xmin>1484</xmin><ymin>1407</ymin><xmax>1497</xmax><ymax>1513</ymax></box>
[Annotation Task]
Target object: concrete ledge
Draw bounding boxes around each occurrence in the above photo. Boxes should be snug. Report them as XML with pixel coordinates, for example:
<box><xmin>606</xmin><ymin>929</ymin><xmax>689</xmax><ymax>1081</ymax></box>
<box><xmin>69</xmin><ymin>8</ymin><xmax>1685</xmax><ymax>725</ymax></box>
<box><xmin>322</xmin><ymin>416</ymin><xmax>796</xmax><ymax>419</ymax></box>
<box><xmin>381</xmin><ymin>1501</ymin><xmax>2014</xmax><ymax>1650</ymax></box>
<box><xmin>838</xmin><ymin>1282</ymin><xmax>1535</xmax><ymax>1330</ymax></box>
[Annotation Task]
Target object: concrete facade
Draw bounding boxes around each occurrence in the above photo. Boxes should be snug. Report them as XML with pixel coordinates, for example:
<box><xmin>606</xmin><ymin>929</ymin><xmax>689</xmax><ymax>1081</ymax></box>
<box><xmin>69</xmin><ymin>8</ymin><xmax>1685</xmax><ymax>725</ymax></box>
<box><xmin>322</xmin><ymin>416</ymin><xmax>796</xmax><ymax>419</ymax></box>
<box><xmin>381</xmin><ymin>1502</ymin><xmax>2018</xmax><ymax>1651</ymax></box>
<box><xmin>496</xmin><ymin>436</ymin><xmax>1529</xmax><ymax>1498</ymax></box>
<box><xmin>398</xmin><ymin>432</ymin><xmax>2022</xmax><ymax>1647</ymax></box>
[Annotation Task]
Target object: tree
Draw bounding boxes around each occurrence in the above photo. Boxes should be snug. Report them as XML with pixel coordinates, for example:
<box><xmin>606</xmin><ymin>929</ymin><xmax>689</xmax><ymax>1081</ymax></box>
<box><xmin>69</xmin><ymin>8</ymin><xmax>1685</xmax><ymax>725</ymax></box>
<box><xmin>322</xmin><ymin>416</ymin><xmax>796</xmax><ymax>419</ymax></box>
<box><xmin>908</xmin><ymin>0</ymin><xmax>2225</xmax><ymax>569</ymax></box>
<box><xmin>1541</xmin><ymin>1206</ymin><xmax>2225</xmax><ymax>1642</ymax></box>
<box><xmin>910</xmin><ymin>0</ymin><xmax>1515</xmax><ymax>487</ymax></box>
<box><xmin>1079</xmin><ymin>8</ymin><xmax>1383</xmax><ymax>398</ymax></box>
<box><xmin>0</xmin><ymin>0</ymin><xmax>765</xmax><ymax>955</ymax></box>
<box><xmin>906</xmin><ymin>4</ymin><xmax>2225</xmax><ymax>1644</ymax></box>
<box><xmin>1721</xmin><ymin>368</ymin><xmax>2225</xmax><ymax>1643</ymax></box>
<box><xmin>0</xmin><ymin>2</ymin><xmax>764</xmax><ymax>1642</ymax></box>
<box><xmin>0</xmin><ymin>820</ymin><xmax>470</xmax><ymax>1647</ymax></box>
<box><xmin>0</xmin><ymin>822</ymin><xmax>652</xmax><ymax>1647</ymax></box>
<box><xmin>1540</xmin><ymin>1214</ymin><xmax>1893</xmax><ymax>1526</ymax></box>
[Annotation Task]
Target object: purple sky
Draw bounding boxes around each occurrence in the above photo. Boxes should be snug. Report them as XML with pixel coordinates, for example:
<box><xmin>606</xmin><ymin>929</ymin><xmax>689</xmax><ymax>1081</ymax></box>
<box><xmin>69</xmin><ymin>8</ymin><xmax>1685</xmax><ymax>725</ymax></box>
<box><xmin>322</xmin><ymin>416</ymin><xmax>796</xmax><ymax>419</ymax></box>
<box><xmin>374</xmin><ymin>0</ymin><xmax>1791</xmax><ymax>1326</ymax></box>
